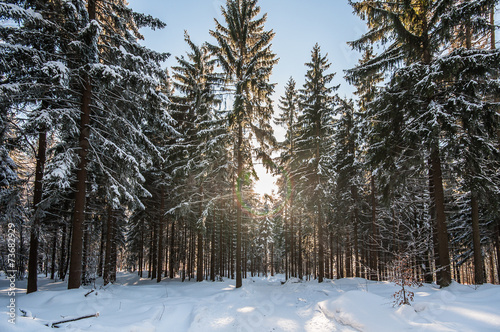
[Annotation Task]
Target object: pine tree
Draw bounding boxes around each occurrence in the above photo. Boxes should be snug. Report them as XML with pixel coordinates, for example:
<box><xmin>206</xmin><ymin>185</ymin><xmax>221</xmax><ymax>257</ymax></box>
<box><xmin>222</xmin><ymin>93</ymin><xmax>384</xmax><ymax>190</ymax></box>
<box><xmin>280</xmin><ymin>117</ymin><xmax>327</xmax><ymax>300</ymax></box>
<box><xmin>347</xmin><ymin>0</ymin><xmax>500</xmax><ymax>287</ymax></box>
<box><xmin>68</xmin><ymin>0</ymin><xmax>172</xmax><ymax>289</ymax></box>
<box><xmin>171</xmin><ymin>32</ymin><xmax>226</xmax><ymax>282</ymax></box>
<box><xmin>208</xmin><ymin>0</ymin><xmax>278</xmax><ymax>288</ymax></box>
<box><xmin>275</xmin><ymin>77</ymin><xmax>299</xmax><ymax>278</ymax></box>
<box><xmin>0</xmin><ymin>0</ymin><xmax>83</xmax><ymax>293</ymax></box>
<box><xmin>295</xmin><ymin>44</ymin><xmax>338</xmax><ymax>283</ymax></box>
<box><xmin>332</xmin><ymin>97</ymin><xmax>362</xmax><ymax>278</ymax></box>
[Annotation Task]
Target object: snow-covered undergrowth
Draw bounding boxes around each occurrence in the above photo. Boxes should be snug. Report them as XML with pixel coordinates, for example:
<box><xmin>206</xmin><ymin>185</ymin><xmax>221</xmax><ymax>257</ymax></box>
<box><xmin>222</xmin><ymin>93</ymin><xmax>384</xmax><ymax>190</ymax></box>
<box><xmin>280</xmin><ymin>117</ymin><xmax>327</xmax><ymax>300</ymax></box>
<box><xmin>1</xmin><ymin>272</ymin><xmax>500</xmax><ymax>331</ymax></box>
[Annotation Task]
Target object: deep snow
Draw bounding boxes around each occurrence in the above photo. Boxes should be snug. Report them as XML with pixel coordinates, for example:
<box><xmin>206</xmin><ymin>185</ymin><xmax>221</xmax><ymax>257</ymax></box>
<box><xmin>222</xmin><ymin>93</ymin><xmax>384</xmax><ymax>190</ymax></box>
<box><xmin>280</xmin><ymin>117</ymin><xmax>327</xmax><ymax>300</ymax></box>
<box><xmin>1</xmin><ymin>272</ymin><xmax>500</xmax><ymax>331</ymax></box>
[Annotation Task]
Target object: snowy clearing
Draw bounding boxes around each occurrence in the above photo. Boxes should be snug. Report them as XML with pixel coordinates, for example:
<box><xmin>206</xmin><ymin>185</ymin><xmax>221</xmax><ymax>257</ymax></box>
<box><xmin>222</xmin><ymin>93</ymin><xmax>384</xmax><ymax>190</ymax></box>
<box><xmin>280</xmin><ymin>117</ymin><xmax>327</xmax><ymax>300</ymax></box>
<box><xmin>1</xmin><ymin>272</ymin><xmax>500</xmax><ymax>332</ymax></box>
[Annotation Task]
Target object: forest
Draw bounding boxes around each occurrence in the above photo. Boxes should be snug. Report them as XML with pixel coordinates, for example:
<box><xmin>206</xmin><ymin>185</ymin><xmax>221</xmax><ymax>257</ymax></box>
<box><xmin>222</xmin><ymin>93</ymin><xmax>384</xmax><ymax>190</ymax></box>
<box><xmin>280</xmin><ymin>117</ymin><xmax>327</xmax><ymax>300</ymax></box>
<box><xmin>1</xmin><ymin>0</ymin><xmax>500</xmax><ymax>298</ymax></box>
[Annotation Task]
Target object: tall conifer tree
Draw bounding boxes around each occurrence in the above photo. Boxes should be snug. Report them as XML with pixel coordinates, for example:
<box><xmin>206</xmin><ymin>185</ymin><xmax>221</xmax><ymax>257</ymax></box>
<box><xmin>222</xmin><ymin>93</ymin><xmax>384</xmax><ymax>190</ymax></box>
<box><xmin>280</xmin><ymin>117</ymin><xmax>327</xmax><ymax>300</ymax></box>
<box><xmin>208</xmin><ymin>0</ymin><xmax>278</xmax><ymax>288</ymax></box>
<box><xmin>295</xmin><ymin>44</ymin><xmax>338</xmax><ymax>283</ymax></box>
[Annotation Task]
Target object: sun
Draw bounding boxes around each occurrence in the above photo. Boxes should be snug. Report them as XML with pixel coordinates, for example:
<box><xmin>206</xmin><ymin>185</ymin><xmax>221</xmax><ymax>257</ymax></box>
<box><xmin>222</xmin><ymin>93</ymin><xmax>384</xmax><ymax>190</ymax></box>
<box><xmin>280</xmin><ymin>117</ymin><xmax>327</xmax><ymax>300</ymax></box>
<box><xmin>253</xmin><ymin>163</ymin><xmax>278</xmax><ymax>197</ymax></box>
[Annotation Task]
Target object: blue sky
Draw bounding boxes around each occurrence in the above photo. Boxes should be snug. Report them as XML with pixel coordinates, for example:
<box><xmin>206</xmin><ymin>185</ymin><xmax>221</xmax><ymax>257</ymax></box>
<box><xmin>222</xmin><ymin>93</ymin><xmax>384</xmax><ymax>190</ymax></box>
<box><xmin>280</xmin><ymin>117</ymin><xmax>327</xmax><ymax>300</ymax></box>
<box><xmin>127</xmin><ymin>0</ymin><xmax>367</xmax><ymax>110</ymax></box>
<box><xmin>127</xmin><ymin>0</ymin><xmax>367</xmax><ymax>195</ymax></box>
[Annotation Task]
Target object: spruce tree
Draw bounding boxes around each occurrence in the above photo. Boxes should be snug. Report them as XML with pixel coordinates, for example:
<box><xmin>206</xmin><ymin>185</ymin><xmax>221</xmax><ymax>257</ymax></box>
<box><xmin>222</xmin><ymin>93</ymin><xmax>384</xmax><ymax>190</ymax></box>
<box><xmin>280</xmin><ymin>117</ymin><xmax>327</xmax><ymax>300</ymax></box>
<box><xmin>68</xmin><ymin>0</ymin><xmax>172</xmax><ymax>289</ymax></box>
<box><xmin>295</xmin><ymin>44</ymin><xmax>338</xmax><ymax>283</ymax></box>
<box><xmin>347</xmin><ymin>0</ymin><xmax>499</xmax><ymax>287</ymax></box>
<box><xmin>208</xmin><ymin>0</ymin><xmax>278</xmax><ymax>288</ymax></box>
<box><xmin>0</xmin><ymin>0</ymin><xmax>81</xmax><ymax>293</ymax></box>
<box><xmin>171</xmin><ymin>32</ymin><xmax>226</xmax><ymax>282</ymax></box>
<box><xmin>275</xmin><ymin>77</ymin><xmax>299</xmax><ymax>278</ymax></box>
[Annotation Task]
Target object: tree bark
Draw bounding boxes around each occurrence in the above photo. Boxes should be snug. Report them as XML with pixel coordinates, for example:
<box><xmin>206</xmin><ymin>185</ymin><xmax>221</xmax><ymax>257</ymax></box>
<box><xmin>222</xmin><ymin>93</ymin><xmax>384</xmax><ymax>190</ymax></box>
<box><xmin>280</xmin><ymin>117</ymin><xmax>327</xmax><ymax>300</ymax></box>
<box><xmin>169</xmin><ymin>219</ymin><xmax>175</xmax><ymax>279</ymax></box>
<box><xmin>139</xmin><ymin>222</ymin><xmax>144</xmax><ymax>277</ymax></box>
<box><xmin>471</xmin><ymin>192</ymin><xmax>484</xmax><ymax>284</ymax></box>
<box><xmin>370</xmin><ymin>174</ymin><xmax>379</xmax><ymax>281</ymax></box>
<box><xmin>103</xmin><ymin>206</ymin><xmax>114</xmax><ymax>285</ymax></box>
<box><xmin>50</xmin><ymin>226</ymin><xmax>57</xmax><ymax>280</ymax></box>
<box><xmin>97</xmin><ymin>217</ymin><xmax>105</xmax><ymax>277</ymax></box>
<box><xmin>28</xmin><ymin>128</ymin><xmax>47</xmax><ymax>293</ymax></box>
<box><xmin>352</xmin><ymin>185</ymin><xmax>360</xmax><ymax>277</ymax></box>
<box><xmin>68</xmin><ymin>0</ymin><xmax>96</xmax><ymax>290</ymax></box>
<box><xmin>81</xmin><ymin>222</ymin><xmax>90</xmax><ymax>284</ymax></box>
<box><xmin>151</xmin><ymin>221</ymin><xmax>157</xmax><ymax>279</ymax></box>
<box><xmin>429</xmin><ymin>147</ymin><xmax>452</xmax><ymax>287</ymax></box>
<box><xmin>210</xmin><ymin>213</ymin><xmax>216</xmax><ymax>281</ymax></box>
<box><xmin>157</xmin><ymin>186</ymin><xmax>165</xmax><ymax>283</ymax></box>
<box><xmin>298</xmin><ymin>218</ymin><xmax>303</xmax><ymax>279</ymax></box>
<box><xmin>197</xmin><ymin>186</ymin><xmax>204</xmax><ymax>282</ymax></box>
<box><xmin>59</xmin><ymin>222</ymin><xmax>67</xmax><ymax>280</ymax></box>
<box><xmin>236</xmin><ymin>121</ymin><xmax>243</xmax><ymax>288</ymax></box>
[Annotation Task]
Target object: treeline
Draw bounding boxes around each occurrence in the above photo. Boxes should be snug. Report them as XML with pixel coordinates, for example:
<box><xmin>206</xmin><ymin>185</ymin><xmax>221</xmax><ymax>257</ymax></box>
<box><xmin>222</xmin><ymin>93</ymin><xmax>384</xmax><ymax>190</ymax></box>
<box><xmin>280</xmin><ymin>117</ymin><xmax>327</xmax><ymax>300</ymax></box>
<box><xmin>1</xmin><ymin>0</ymin><xmax>499</xmax><ymax>293</ymax></box>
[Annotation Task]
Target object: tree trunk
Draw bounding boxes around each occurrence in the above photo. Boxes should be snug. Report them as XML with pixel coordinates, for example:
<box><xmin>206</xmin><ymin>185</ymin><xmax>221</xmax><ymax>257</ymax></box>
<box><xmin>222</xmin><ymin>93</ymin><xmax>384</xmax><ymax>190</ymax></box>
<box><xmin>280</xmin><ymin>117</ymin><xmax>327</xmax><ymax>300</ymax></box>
<box><xmin>157</xmin><ymin>187</ymin><xmax>165</xmax><ymax>283</ymax></box>
<box><xmin>139</xmin><ymin>222</ymin><xmax>144</xmax><ymax>277</ymax></box>
<box><xmin>68</xmin><ymin>0</ymin><xmax>96</xmax><ymax>290</ymax></box>
<box><xmin>81</xmin><ymin>222</ymin><xmax>89</xmax><ymax>284</ymax></box>
<box><xmin>316</xmin><ymin>126</ymin><xmax>324</xmax><ymax>283</ymax></box>
<box><xmin>352</xmin><ymin>185</ymin><xmax>360</xmax><ymax>277</ymax></box>
<box><xmin>236</xmin><ymin>122</ymin><xmax>243</xmax><ymax>288</ymax></box>
<box><xmin>298</xmin><ymin>218</ymin><xmax>303</xmax><ymax>279</ymax></box>
<box><xmin>210</xmin><ymin>213</ymin><xmax>216</xmax><ymax>281</ymax></box>
<box><xmin>27</xmin><ymin>128</ymin><xmax>47</xmax><ymax>294</ymax></box>
<box><xmin>59</xmin><ymin>222</ymin><xmax>67</xmax><ymax>280</ymax></box>
<box><xmin>97</xmin><ymin>217</ymin><xmax>105</xmax><ymax>277</ymax></box>
<box><xmin>290</xmin><ymin>204</ymin><xmax>295</xmax><ymax>277</ymax></box>
<box><xmin>370</xmin><ymin>174</ymin><xmax>379</xmax><ymax>281</ymax></box>
<box><xmin>169</xmin><ymin>220</ymin><xmax>175</xmax><ymax>279</ymax></box>
<box><xmin>151</xmin><ymin>221</ymin><xmax>157</xmax><ymax>279</ymax></box>
<box><xmin>197</xmin><ymin>186</ymin><xmax>204</xmax><ymax>282</ymax></box>
<box><xmin>346</xmin><ymin>232</ymin><xmax>352</xmax><ymax>278</ymax></box>
<box><xmin>471</xmin><ymin>192</ymin><xmax>484</xmax><ymax>284</ymax></box>
<box><xmin>148</xmin><ymin>227</ymin><xmax>152</xmax><ymax>279</ymax></box>
<box><xmin>110</xmin><ymin>221</ymin><xmax>117</xmax><ymax>283</ymax></box>
<box><xmin>50</xmin><ymin>227</ymin><xmax>57</xmax><ymax>280</ymax></box>
<box><xmin>336</xmin><ymin>234</ymin><xmax>342</xmax><ymax>279</ymax></box>
<box><xmin>197</xmin><ymin>228</ymin><xmax>204</xmax><ymax>282</ymax></box>
<box><xmin>429</xmin><ymin>147</ymin><xmax>452</xmax><ymax>287</ymax></box>
<box><xmin>219</xmin><ymin>214</ymin><xmax>224</xmax><ymax>278</ymax></box>
<box><xmin>103</xmin><ymin>207</ymin><xmax>114</xmax><ymax>285</ymax></box>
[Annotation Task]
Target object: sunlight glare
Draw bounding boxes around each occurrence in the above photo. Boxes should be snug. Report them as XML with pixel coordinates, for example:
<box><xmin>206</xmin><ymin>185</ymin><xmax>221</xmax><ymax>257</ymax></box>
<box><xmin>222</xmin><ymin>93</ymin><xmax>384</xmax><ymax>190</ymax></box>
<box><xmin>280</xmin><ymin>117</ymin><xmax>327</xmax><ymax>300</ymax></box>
<box><xmin>254</xmin><ymin>163</ymin><xmax>278</xmax><ymax>197</ymax></box>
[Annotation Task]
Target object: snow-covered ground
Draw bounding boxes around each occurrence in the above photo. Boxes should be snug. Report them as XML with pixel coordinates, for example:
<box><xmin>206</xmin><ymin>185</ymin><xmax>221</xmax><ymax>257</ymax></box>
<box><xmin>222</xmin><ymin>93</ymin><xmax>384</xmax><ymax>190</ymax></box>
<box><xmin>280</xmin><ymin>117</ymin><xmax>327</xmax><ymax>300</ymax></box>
<box><xmin>1</xmin><ymin>272</ymin><xmax>500</xmax><ymax>331</ymax></box>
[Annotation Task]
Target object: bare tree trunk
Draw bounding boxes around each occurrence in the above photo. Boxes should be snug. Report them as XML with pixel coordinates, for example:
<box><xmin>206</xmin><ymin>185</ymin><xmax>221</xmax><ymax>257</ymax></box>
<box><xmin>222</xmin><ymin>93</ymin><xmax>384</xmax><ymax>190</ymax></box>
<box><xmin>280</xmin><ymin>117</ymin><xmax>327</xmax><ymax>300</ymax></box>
<box><xmin>27</xmin><ymin>128</ymin><xmax>47</xmax><ymax>294</ymax></box>
<box><xmin>316</xmin><ymin>123</ymin><xmax>324</xmax><ymax>283</ymax></box>
<box><xmin>471</xmin><ymin>193</ymin><xmax>484</xmax><ymax>284</ymax></box>
<box><xmin>68</xmin><ymin>0</ymin><xmax>96</xmax><ymax>290</ymax></box>
<box><xmin>157</xmin><ymin>187</ymin><xmax>164</xmax><ymax>283</ymax></box>
<box><xmin>110</xmin><ymin>220</ymin><xmax>117</xmax><ymax>283</ymax></box>
<box><xmin>219</xmin><ymin>214</ymin><xmax>224</xmax><ymax>278</ymax></box>
<box><xmin>81</xmin><ymin>222</ymin><xmax>90</xmax><ymax>284</ymax></box>
<box><xmin>336</xmin><ymin>234</ymin><xmax>342</xmax><ymax>279</ymax></box>
<box><xmin>103</xmin><ymin>207</ymin><xmax>114</xmax><ymax>285</ymax></box>
<box><xmin>346</xmin><ymin>232</ymin><xmax>352</xmax><ymax>278</ymax></box>
<box><xmin>496</xmin><ymin>222</ymin><xmax>500</xmax><ymax>284</ymax></box>
<box><xmin>352</xmin><ymin>185</ymin><xmax>360</xmax><ymax>277</ymax></box>
<box><xmin>210</xmin><ymin>213</ymin><xmax>216</xmax><ymax>281</ymax></box>
<box><xmin>169</xmin><ymin>220</ymin><xmax>175</xmax><ymax>279</ymax></box>
<box><xmin>197</xmin><ymin>186</ymin><xmax>204</xmax><ymax>282</ymax></box>
<box><xmin>429</xmin><ymin>147</ymin><xmax>452</xmax><ymax>287</ymax></box>
<box><xmin>97</xmin><ymin>217</ymin><xmax>105</xmax><ymax>278</ymax></box>
<box><xmin>148</xmin><ymin>227</ymin><xmax>152</xmax><ymax>278</ymax></box>
<box><xmin>139</xmin><ymin>222</ymin><xmax>144</xmax><ymax>277</ymax></box>
<box><xmin>59</xmin><ymin>222</ymin><xmax>67</xmax><ymax>280</ymax></box>
<box><xmin>370</xmin><ymin>174</ymin><xmax>379</xmax><ymax>281</ymax></box>
<box><xmin>236</xmin><ymin>121</ymin><xmax>243</xmax><ymax>288</ymax></box>
<box><xmin>50</xmin><ymin>227</ymin><xmax>57</xmax><ymax>280</ymax></box>
<box><xmin>151</xmin><ymin>221</ymin><xmax>157</xmax><ymax>279</ymax></box>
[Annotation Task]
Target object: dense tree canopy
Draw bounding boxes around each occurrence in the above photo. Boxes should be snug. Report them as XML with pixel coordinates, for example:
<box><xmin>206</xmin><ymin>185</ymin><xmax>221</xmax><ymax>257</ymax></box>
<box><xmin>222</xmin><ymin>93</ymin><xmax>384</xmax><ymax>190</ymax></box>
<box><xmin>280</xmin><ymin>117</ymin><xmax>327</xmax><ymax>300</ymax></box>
<box><xmin>1</xmin><ymin>0</ymin><xmax>499</xmax><ymax>293</ymax></box>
